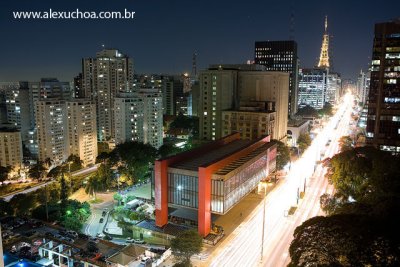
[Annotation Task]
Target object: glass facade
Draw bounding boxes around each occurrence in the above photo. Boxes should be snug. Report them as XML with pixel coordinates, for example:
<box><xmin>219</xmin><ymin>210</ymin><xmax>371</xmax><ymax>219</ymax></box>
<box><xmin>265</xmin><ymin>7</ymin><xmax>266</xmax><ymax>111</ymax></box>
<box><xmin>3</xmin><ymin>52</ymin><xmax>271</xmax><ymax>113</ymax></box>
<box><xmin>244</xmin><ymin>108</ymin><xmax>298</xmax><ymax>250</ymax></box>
<box><xmin>211</xmin><ymin>155</ymin><xmax>269</xmax><ymax>214</ymax></box>
<box><xmin>168</xmin><ymin>173</ymin><xmax>198</xmax><ymax>208</ymax></box>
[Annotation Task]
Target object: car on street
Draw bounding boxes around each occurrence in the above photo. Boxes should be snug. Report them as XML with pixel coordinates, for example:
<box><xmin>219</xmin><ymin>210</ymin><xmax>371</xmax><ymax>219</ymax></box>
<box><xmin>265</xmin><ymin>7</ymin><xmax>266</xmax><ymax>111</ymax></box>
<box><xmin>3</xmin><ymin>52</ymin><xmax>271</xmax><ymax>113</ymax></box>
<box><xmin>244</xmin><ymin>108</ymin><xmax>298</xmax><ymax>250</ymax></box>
<box><xmin>96</xmin><ymin>233</ymin><xmax>105</xmax><ymax>238</ymax></box>
<box><xmin>104</xmin><ymin>235</ymin><xmax>113</xmax><ymax>240</ymax></box>
<box><xmin>102</xmin><ymin>211</ymin><xmax>107</xmax><ymax>217</ymax></box>
<box><xmin>99</xmin><ymin>218</ymin><xmax>104</xmax><ymax>223</ymax></box>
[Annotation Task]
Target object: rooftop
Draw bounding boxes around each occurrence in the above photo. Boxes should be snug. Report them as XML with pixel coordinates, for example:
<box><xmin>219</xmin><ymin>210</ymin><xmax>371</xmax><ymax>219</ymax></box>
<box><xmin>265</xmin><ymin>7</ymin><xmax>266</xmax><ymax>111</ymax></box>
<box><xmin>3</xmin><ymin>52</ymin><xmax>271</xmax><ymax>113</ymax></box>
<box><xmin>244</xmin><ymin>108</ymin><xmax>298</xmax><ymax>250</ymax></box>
<box><xmin>214</xmin><ymin>141</ymin><xmax>275</xmax><ymax>176</ymax></box>
<box><xmin>170</xmin><ymin>139</ymin><xmax>252</xmax><ymax>171</ymax></box>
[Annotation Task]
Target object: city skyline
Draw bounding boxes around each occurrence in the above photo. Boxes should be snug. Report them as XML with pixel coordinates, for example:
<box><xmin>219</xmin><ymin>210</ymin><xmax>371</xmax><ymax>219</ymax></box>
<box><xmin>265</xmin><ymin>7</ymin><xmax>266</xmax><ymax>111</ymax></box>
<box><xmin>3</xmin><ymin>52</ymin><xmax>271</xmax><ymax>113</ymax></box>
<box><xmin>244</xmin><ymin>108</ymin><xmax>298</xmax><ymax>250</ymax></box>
<box><xmin>1</xmin><ymin>0</ymin><xmax>400</xmax><ymax>81</ymax></box>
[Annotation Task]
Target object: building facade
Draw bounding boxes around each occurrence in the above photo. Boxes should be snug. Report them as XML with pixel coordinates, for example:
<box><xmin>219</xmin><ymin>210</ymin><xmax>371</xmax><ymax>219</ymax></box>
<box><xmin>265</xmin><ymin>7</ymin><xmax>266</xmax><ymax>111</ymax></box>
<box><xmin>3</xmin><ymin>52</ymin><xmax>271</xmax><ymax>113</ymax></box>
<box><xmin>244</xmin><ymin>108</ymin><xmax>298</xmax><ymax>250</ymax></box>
<box><xmin>82</xmin><ymin>49</ymin><xmax>134</xmax><ymax>141</ymax></box>
<box><xmin>222</xmin><ymin>105</ymin><xmax>276</xmax><ymax>140</ymax></box>
<box><xmin>326</xmin><ymin>72</ymin><xmax>341</xmax><ymax>105</ymax></box>
<box><xmin>114</xmin><ymin>93</ymin><xmax>144</xmax><ymax>145</ymax></box>
<box><xmin>255</xmin><ymin>40</ymin><xmax>299</xmax><ymax>116</ymax></box>
<box><xmin>199</xmin><ymin>64</ymin><xmax>289</xmax><ymax>141</ymax></box>
<box><xmin>35</xmin><ymin>100</ymin><xmax>68</xmax><ymax>166</ymax></box>
<box><xmin>357</xmin><ymin>70</ymin><xmax>371</xmax><ymax>105</ymax></box>
<box><xmin>140</xmin><ymin>89</ymin><xmax>163</xmax><ymax>149</ymax></box>
<box><xmin>0</xmin><ymin>128</ymin><xmax>23</xmax><ymax>168</ymax></box>
<box><xmin>154</xmin><ymin>133</ymin><xmax>276</xmax><ymax>236</ymax></box>
<box><xmin>366</xmin><ymin>19</ymin><xmax>400</xmax><ymax>152</ymax></box>
<box><xmin>298</xmin><ymin>68</ymin><xmax>327</xmax><ymax>110</ymax></box>
<box><xmin>66</xmin><ymin>100</ymin><xmax>97</xmax><ymax>167</ymax></box>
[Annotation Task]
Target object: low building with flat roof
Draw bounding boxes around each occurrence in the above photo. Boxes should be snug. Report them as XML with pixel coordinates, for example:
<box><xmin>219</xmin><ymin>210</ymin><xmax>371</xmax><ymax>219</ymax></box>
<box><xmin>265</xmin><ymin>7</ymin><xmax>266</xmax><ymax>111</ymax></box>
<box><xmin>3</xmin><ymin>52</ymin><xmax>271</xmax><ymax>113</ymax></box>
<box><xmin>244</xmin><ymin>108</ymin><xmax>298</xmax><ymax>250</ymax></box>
<box><xmin>154</xmin><ymin>132</ymin><xmax>277</xmax><ymax>236</ymax></box>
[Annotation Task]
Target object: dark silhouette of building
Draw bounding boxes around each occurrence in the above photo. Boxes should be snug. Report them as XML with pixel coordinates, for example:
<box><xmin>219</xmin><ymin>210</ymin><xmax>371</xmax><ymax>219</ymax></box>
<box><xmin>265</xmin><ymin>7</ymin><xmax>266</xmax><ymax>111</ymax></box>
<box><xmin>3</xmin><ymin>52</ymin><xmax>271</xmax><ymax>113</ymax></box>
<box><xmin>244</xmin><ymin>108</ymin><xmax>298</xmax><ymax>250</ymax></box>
<box><xmin>366</xmin><ymin>19</ymin><xmax>400</xmax><ymax>152</ymax></box>
<box><xmin>255</xmin><ymin>40</ymin><xmax>299</xmax><ymax>116</ymax></box>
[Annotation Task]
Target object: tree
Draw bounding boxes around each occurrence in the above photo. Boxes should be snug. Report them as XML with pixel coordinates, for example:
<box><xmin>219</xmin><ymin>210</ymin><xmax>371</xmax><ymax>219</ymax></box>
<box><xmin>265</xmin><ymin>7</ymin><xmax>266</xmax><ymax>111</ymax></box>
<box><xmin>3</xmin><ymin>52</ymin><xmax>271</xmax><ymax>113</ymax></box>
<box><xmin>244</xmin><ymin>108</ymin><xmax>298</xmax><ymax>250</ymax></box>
<box><xmin>296</xmin><ymin>105</ymin><xmax>319</xmax><ymax>117</ymax></box>
<box><xmin>62</xmin><ymin>200</ymin><xmax>91</xmax><ymax>232</ymax></box>
<box><xmin>10</xmin><ymin>193</ymin><xmax>37</xmax><ymax>216</ymax></box>
<box><xmin>0</xmin><ymin>199</ymin><xmax>13</xmax><ymax>216</ymax></box>
<box><xmin>338</xmin><ymin>136</ymin><xmax>353</xmax><ymax>152</ymax></box>
<box><xmin>158</xmin><ymin>143</ymin><xmax>181</xmax><ymax>158</ymax></box>
<box><xmin>113</xmin><ymin>193</ymin><xmax>123</xmax><ymax>205</ymax></box>
<box><xmin>288</xmin><ymin>215</ymin><xmax>400</xmax><ymax>267</ymax></box>
<box><xmin>66</xmin><ymin>154</ymin><xmax>83</xmax><ymax>172</ymax></box>
<box><xmin>0</xmin><ymin>166</ymin><xmax>11</xmax><ymax>183</ymax></box>
<box><xmin>110</xmin><ymin>142</ymin><xmax>157</xmax><ymax>184</ymax></box>
<box><xmin>60</xmin><ymin>172</ymin><xmax>69</xmax><ymax>208</ymax></box>
<box><xmin>274</xmin><ymin>141</ymin><xmax>290</xmax><ymax>171</ymax></box>
<box><xmin>169</xmin><ymin>114</ymin><xmax>199</xmax><ymax>138</ymax></box>
<box><xmin>319</xmin><ymin>102</ymin><xmax>333</xmax><ymax>116</ymax></box>
<box><xmin>171</xmin><ymin>229</ymin><xmax>203</xmax><ymax>266</ymax></box>
<box><xmin>28</xmin><ymin>161</ymin><xmax>47</xmax><ymax>180</ymax></box>
<box><xmin>85</xmin><ymin>175</ymin><xmax>103</xmax><ymax>199</ymax></box>
<box><xmin>297</xmin><ymin>133</ymin><xmax>311</xmax><ymax>153</ymax></box>
<box><xmin>44</xmin><ymin>157</ymin><xmax>53</xmax><ymax>169</ymax></box>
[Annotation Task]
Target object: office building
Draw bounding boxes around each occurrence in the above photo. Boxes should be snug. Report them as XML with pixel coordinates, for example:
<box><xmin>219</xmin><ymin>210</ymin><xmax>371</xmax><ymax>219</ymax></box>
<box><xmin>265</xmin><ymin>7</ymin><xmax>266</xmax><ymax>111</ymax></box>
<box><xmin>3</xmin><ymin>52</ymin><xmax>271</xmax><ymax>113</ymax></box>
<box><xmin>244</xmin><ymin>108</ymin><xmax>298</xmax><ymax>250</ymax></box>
<box><xmin>73</xmin><ymin>73</ymin><xmax>84</xmax><ymax>98</ymax></box>
<box><xmin>199</xmin><ymin>64</ymin><xmax>289</xmax><ymax>141</ymax></box>
<box><xmin>255</xmin><ymin>40</ymin><xmax>299</xmax><ymax>116</ymax></box>
<box><xmin>357</xmin><ymin>70</ymin><xmax>371</xmax><ymax>105</ymax></box>
<box><xmin>114</xmin><ymin>93</ymin><xmax>144</xmax><ymax>145</ymax></box>
<box><xmin>0</xmin><ymin>128</ymin><xmax>23</xmax><ymax>168</ymax></box>
<box><xmin>222</xmin><ymin>103</ymin><xmax>276</xmax><ymax>140</ymax></box>
<box><xmin>35</xmin><ymin>100</ymin><xmax>67</xmax><ymax>166</ymax></box>
<box><xmin>82</xmin><ymin>48</ymin><xmax>134</xmax><ymax>141</ymax></box>
<box><xmin>366</xmin><ymin>19</ymin><xmax>400</xmax><ymax>152</ymax></box>
<box><xmin>326</xmin><ymin>72</ymin><xmax>341</xmax><ymax>104</ymax></box>
<box><xmin>298</xmin><ymin>68</ymin><xmax>327</xmax><ymax>110</ymax></box>
<box><xmin>140</xmin><ymin>89</ymin><xmax>163</xmax><ymax>149</ymax></box>
<box><xmin>155</xmin><ymin>133</ymin><xmax>277</xmax><ymax>236</ymax></box>
<box><xmin>66</xmin><ymin>100</ymin><xmax>97</xmax><ymax>167</ymax></box>
<box><xmin>4</xmin><ymin>82</ymin><xmax>31</xmax><ymax>142</ymax></box>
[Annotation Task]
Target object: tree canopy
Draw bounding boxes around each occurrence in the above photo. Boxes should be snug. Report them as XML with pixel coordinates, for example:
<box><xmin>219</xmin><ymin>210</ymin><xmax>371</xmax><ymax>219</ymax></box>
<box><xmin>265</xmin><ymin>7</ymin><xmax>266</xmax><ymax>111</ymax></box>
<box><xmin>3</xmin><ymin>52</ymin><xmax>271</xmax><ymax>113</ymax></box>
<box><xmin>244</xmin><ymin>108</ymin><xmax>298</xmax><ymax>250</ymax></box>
<box><xmin>296</xmin><ymin>105</ymin><xmax>319</xmax><ymax>117</ymax></box>
<box><xmin>0</xmin><ymin>166</ymin><xmax>11</xmax><ymax>182</ymax></box>
<box><xmin>289</xmin><ymin>147</ymin><xmax>400</xmax><ymax>266</ymax></box>
<box><xmin>171</xmin><ymin>229</ymin><xmax>203</xmax><ymax>266</ymax></box>
<box><xmin>289</xmin><ymin>215</ymin><xmax>400</xmax><ymax>267</ymax></box>
<box><xmin>274</xmin><ymin>140</ymin><xmax>290</xmax><ymax>171</ymax></box>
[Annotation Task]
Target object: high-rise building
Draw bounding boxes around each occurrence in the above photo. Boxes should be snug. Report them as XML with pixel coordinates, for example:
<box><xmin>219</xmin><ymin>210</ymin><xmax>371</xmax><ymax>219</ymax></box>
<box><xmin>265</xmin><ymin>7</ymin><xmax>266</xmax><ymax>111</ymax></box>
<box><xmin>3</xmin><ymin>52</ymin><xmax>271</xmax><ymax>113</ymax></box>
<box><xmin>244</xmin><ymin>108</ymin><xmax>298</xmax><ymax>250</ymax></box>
<box><xmin>199</xmin><ymin>64</ymin><xmax>289</xmax><ymax>141</ymax></box>
<box><xmin>82</xmin><ymin>49</ymin><xmax>134</xmax><ymax>141</ymax></box>
<box><xmin>255</xmin><ymin>40</ymin><xmax>299</xmax><ymax>116</ymax></box>
<box><xmin>4</xmin><ymin>83</ymin><xmax>31</xmax><ymax>142</ymax></box>
<box><xmin>35</xmin><ymin>100</ymin><xmax>67</xmax><ymax>166</ymax></box>
<box><xmin>366</xmin><ymin>19</ymin><xmax>400</xmax><ymax>152</ymax></box>
<box><xmin>326</xmin><ymin>72</ymin><xmax>341</xmax><ymax>105</ymax></box>
<box><xmin>222</xmin><ymin>103</ymin><xmax>276</xmax><ymax>140</ymax></box>
<box><xmin>298</xmin><ymin>68</ymin><xmax>328</xmax><ymax>110</ymax></box>
<box><xmin>73</xmin><ymin>73</ymin><xmax>84</xmax><ymax>98</ymax></box>
<box><xmin>0</xmin><ymin>128</ymin><xmax>23</xmax><ymax>168</ymax></box>
<box><xmin>140</xmin><ymin>89</ymin><xmax>163</xmax><ymax>149</ymax></box>
<box><xmin>66</xmin><ymin>100</ymin><xmax>97</xmax><ymax>167</ymax></box>
<box><xmin>114</xmin><ymin>93</ymin><xmax>144</xmax><ymax>145</ymax></box>
<box><xmin>357</xmin><ymin>70</ymin><xmax>371</xmax><ymax>105</ymax></box>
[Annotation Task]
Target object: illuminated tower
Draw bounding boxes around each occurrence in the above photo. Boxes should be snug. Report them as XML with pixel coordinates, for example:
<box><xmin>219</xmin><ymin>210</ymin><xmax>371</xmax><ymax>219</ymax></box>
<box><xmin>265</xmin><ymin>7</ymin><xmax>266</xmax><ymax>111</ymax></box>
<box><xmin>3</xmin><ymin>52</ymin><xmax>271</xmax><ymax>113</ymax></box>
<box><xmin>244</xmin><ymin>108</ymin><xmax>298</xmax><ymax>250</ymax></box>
<box><xmin>318</xmin><ymin>16</ymin><xmax>330</xmax><ymax>68</ymax></box>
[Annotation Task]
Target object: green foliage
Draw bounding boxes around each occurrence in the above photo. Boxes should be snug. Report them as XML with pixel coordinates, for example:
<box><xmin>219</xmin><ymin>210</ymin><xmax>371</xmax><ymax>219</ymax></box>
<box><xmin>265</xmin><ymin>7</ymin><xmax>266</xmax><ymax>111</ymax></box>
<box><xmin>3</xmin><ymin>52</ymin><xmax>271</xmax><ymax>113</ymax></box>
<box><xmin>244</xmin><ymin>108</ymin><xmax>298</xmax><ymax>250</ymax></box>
<box><xmin>10</xmin><ymin>193</ymin><xmax>38</xmax><ymax>216</ymax></box>
<box><xmin>66</xmin><ymin>154</ymin><xmax>83</xmax><ymax>172</ymax></box>
<box><xmin>338</xmin><ymin>136</ymin><xmax>353</xmax><ymax>152</ymax></box>
<box><xmin>170</xmin><ymin>114</ymin><xmax>199</xmax><ymax>137</ymax></box>
<box><xmin>290</xmin><ymin>147</ymin><xmax>400</xmax><ymax>266</ymax></box>
<box><xmin>171</xmin><ymin>229</ymin><xmax>203</xmax><ymax>265</ymax></box>
<box><xmin>0</xmin><ymin>166</ymin><xmax>11</xmax><ymax>182</ymax></box>
<box><xmin>297</xmin><ymin>133</ymin><xmax>311</xmax><ymax>153</ymax></box>
<box><xmin>274</xmin><ymin>140</ymin><xmax>290</xmax><ymax>170</ymax></box>
<box><xmin>0</xmin><ymin>199</ymin><xmax>13</xmax><ymax>216</ymax></box>
<box><xmin>28</xmin><ymin>161</ymin><xmax>47</xmax><ymax>180</ymax></box>
<box><xmin>61</xmin><ymin>200</ymin><xmax>91</xmax><ymax>232</ymax></box>
<box><xmin>319</xmin><ymin>102</ymin><xmax>333</xmax><ymax>116</ymax></box>
<box><xmin>296</xmin><ymin>105</ymin><xmax>319</xmax><ymax>117</ymax></box>
<box><xmin>289</xmin><ymin>215</ymin><xmax>400</xmax><ymax>267</ymax></box>
<box><xmin>110</xmin><ymin>142</ymin><xmax>157</xmax><ymax>184</ymax></box>
<box><xmin>158</xmin><ymin>143</ymin><xmax>181</xmax><ymax>158</ymax></box>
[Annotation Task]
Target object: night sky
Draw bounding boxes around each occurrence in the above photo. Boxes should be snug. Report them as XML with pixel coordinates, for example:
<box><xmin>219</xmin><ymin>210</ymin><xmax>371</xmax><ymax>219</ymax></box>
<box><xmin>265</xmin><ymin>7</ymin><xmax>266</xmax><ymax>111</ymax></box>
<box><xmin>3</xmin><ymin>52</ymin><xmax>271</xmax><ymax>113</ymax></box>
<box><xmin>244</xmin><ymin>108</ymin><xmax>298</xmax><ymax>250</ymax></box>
<box><xmin>1</xmin><ymin>0</ymin><xmax>399</xmax><ymax>81</ymax></box>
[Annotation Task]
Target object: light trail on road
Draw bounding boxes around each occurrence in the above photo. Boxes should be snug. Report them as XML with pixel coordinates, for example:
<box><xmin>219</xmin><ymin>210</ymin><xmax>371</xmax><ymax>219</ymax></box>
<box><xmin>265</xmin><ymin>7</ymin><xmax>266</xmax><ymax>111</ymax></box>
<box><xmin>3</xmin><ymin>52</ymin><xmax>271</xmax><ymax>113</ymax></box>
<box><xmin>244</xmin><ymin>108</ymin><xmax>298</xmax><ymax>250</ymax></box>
<box><xmin>209</xmin><ymin>94</ymin><xmax>354</xmax><ymax>267</ymax></box>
